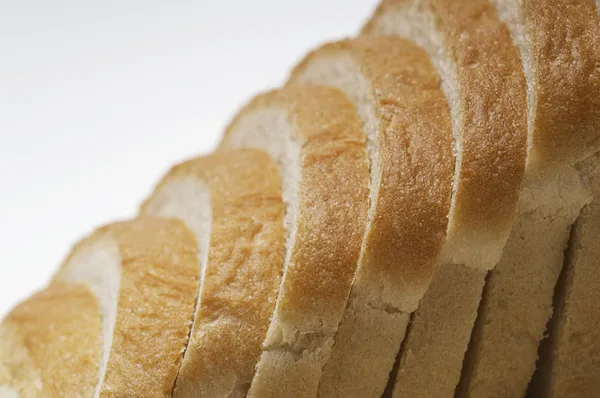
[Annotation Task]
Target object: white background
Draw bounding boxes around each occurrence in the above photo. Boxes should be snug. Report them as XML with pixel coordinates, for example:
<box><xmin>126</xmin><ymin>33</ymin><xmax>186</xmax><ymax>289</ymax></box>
<box><xmin>0</xmin><ymin>1</ymin><xmax>378</xmax><ymax>317</ymax></box>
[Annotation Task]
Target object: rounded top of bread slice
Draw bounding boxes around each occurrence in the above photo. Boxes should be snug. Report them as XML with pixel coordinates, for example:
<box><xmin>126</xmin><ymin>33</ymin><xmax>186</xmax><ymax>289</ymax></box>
<box><xmin>221</xmin><ymin>85</ymin><xmax>370</xmax><ymax>334</ymax></box>
<box><xmin>363</xmin><ymin>1</ymin><xmax>529</xmax><ymax>269</ymax></box>
<box><xmin>141</xmin><ymin>148</ymin><xmax>285</xmax><ymax>397</ymax></box>
<box><xmin>53</xmin><ymin>216</ymin><xmax>200</xmax><ymax>397</ymax></box>
<box><xmin>289</xmin><ymin>37</ymin><xmax>454</xmax><ymax>312</ymax></box>
<box><xmin>0</xmin><ymin>283</ymin><xmax>102</xmax><ymax>397</ymax></box>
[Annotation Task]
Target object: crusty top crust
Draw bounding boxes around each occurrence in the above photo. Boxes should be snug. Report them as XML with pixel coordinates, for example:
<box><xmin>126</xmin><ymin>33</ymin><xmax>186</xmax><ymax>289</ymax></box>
<box><xmin>362</xmin><ymin>0</ymin><xmax>528</xmax><ymax>269</ymax></box>
<box><xmin>0</xmin><ymin>283</ymin><xmax>102</xmax><ymax>397</ymax></box>
<box><xmin>141</xmin><ymin>149</ymin><xmax>285</xmax><ymax>396</ymax></box>
<box><xmin>523</xmin><ymin>0</ymin><xmax>600</xmax><ymax>165</ymax></box>
<box><xmin>289</xmin><ymin>37</ymin><xmax>455</xmax><ymax>312</ymax></box>
<box><xmin>223</xmin><ymin>85</ymin><xmax>370</xmax><ymax>333</ymax></box>
<box><xmin>57</xmin><ymin>217</ymin><xmax>200</xmax><ymax>397</ymax></box>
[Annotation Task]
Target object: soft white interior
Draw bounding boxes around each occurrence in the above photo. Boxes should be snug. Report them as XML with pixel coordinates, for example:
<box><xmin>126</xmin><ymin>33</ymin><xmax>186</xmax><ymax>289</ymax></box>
<box><xmin>291</xmin><ymin>56</ymin><xmax>385</xmax><ymax>303</ymax></box>
<box><xmin>373</xmin><ymin>6</ymin><xmax>464</xmax><ymax>254</ymax></box>
<box><xmin>596</xmin><ymin>0</ymin><xmax>600</xmax><ymax>13</ymax></box>
<box><xmin>142</xmin><ymin>177</ymin><xmax>212</xmax><ymax>335</ymax></box>
<box><xmin>488</xmin><ymin>0</ymin><xmax>535</xmax><ymax>154</ymax></box>
<box><xmin>54</xmin><ymin>237</ymin><xmax>121</xmax><ymax>398</ymax></box>
<box><xmin>0</xmin><ymin>386</ymin><xmax>20</xmax><ymax>398</ymax></box>
<box><xmin>222</xmin><ymin>107</ymin><xmax>301</xmax><ymax>340</ymax></box>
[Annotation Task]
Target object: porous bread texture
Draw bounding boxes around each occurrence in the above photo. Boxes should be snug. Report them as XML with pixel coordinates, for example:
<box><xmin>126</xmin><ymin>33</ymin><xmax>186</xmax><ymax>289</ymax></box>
<box><xmin>220</xmin><ymin>85</ymin><xmax>370</xmax><ymax>398</ymax></box>
<box><xmin>0</xmin><ymin>283</ymin><xmax>102</xmax><ymax>397</ymax></box>
<box><xmin>53</xmin><ymin>217</ymin><xmax>200</xmax><ymax>397</ymax></box>
<box><xmin>528</xmin><ymin>153</ymin><xmax>600</xmax><ymax>397</ymax></box>
<box><xmin>288</xmin><ymin>37</ymin><xmax>454</xmax><ymax>398</ymax></box>
<box><xmin>362</xmin><ymin>1</ymin><xmax>528</xmax><ymax>396</ymax></box>
<box><xmin>457</xmin><ymin>1</ymin><xmax>600</xmax><ymax>396</ymax></box>
<box><xmin>141</xmin><ymin>149</ymin><xmax>285</xmax><ymax>398</ymax></box>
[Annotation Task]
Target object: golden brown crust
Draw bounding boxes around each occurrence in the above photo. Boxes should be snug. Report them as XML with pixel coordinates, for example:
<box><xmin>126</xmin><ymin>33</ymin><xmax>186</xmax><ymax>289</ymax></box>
<box><xmin>222</xmin><ymin>85</ymin><xmax>370</xmax><ymax>397</ymax></box>
<box><xmin>0</xmin><ymin>283</ymin><xmax>102</xmax><ymax>397</ymax></box>
<box><xmin>363</xmin><ymin>0</ymin><xmax>528</xmax><ymax>268</ymax></box>
<box><xmin>525</xmin><ymin>0</ymin><xmax>600</xmax><ymax>165</ymax></box>
<box><xmin>60</xmin><ymin>217</ymin><xmax>200</xmax><ymax>397</ymax></box>
<box><xmin>141</xmin><ymin>149</ymin><xmax>285</xmax><ymax>397</ymax></box>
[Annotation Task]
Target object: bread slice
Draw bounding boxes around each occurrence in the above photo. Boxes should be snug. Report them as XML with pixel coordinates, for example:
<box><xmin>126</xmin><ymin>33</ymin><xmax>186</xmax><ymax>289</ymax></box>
<box><xmin>362</xmin><ymin>2</ymin><xmax>528</xmax><ymax>396</ymax></box>
<box><xmin>52</xmin><ymin>217</ymin><xmax>200</xmax><ymax>397</ymax></box>
<box><xmin>0</xmin><ymin>283</ymin><xmax>102</xmax><ymax>397</ymax></box>
<box><xmin>287</xmin><ymin>37</ymin><xmax>455</xmax><ymax>397</ymax></box>
<box><xmin>140</xmin><ymin>149</ymin><xmax>285</xmax><ymax>397</ymax></box>
<box><xmin>527</xmin><ymin>5</ymin><xmax>600</xmax><ymax>397</ymax></box>
<box><xmin>454</xmin><ymin>1</ymin><xmax>600</xmax><ymax>396</ymax></box>
<box><xmin>219</xmin><ymin>85</ymin><xmax>370</xmax><ymax>397</ymax></box>
<box><xmin>527</xmin><ymin>153</ymin><xmax>600</xmax><ymax>397</ymax></box>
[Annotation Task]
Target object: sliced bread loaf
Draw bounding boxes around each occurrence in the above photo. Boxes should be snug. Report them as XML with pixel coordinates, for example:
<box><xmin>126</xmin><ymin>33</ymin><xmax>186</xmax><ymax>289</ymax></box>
<box><xmin>288</xmin><ymin>36</ymin><xmax>455</xmax><ymax>398</ymax></box>
<box><xmin>140</xmin><ymin>149</ymin><xmax>285</xmax><ymax>397</ymax></box>
<box><xmin>454</xmin><ymin>1</ymin><xmax>600</xmax><ymax>396</ymax></box>
<box><xmin>52</xmin><ymin>217</ymin><xmax>200</xmax><ymax>397</ymax></box>
<box><xmin>219</xmin><ymin>85</ymin><xmax>370</xmax><ymax>397</ymax></box>
<box><xmin>362</xmin><ymin>1</ymin><xmax>528</xmax><ymax>396</ymax></box>
<box><xmin>0</xmin><ymin>283</ymin><xmax>102</xmax><ymax>397</ymax></box>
